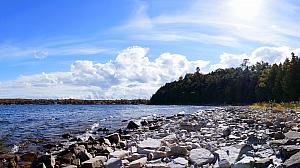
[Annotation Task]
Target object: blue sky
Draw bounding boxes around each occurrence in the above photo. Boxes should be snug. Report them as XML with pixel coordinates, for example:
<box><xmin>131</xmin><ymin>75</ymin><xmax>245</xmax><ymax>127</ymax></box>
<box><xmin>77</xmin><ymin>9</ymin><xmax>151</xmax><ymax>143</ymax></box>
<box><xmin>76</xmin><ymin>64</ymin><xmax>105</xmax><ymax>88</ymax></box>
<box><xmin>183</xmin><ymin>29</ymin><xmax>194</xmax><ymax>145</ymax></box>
<box><xmin>1</xmin><ymin>0</ymin><xmax>300</xmax><ymax>99</ymax></box>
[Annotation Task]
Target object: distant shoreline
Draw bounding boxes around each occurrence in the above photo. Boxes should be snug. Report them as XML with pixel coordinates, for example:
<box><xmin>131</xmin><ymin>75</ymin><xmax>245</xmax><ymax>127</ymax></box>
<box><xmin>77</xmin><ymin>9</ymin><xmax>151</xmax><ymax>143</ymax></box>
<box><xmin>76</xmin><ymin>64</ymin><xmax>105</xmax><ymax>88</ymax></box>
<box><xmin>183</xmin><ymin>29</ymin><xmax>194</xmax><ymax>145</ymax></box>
<box><xmin>0</xmin><ymin>98</ymin><xmax>149</xmax><ymax>105</ymax></box>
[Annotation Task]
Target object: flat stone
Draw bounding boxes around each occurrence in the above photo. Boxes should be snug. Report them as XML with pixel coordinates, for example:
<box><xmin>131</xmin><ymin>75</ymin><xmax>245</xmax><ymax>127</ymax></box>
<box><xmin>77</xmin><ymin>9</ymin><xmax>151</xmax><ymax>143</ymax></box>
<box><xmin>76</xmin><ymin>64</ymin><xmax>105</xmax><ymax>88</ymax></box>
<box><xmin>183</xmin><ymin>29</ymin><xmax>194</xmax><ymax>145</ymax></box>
<box><xmin>105</xmin><ymin>158</ymin><xmax>122</xmax><ymax>168</ymax></box>
<box><xmin>109</xmin><ymin>150</ymin><xmax>129</xmax><ymax>159</ymax></box>
<box><xmin>129</xmin><ymin>157</ymin><xmax>148</xmax><ymax>168</ymax></box>
<box><xmin>137</xmin><ymin>138</ymin><xmax>161</xmax><ymax>149</ymax></box>
<box><xmin>189</xmin><ymin>148</ymin><xmax>214</xmax><ymax>166</ymax></box>
<box><xmin>173</xmin><ymin>157</ymin><xmax>188</xmax><ymax>166</ymax></box>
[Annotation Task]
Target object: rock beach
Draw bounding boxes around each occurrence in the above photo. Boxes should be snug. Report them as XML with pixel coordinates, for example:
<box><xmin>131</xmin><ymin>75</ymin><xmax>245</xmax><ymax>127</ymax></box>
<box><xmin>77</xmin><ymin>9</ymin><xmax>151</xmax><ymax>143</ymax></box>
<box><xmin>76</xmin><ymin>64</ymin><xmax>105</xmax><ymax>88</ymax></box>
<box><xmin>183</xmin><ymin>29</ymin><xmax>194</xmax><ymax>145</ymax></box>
<box><xmin>2</xmin><ymin>106</ymin><xmax>300</xmax><ymax>167</ymax></box>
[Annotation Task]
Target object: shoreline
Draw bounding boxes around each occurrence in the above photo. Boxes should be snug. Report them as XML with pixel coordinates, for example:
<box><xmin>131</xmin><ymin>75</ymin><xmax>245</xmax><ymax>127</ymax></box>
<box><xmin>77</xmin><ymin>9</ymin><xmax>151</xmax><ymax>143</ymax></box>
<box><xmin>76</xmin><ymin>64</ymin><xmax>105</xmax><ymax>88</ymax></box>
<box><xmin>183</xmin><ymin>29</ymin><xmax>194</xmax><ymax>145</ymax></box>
<box><xmin>1</xmin><ymin>106</ymin><xmax>300</xmax><ymax>167</ymax></box>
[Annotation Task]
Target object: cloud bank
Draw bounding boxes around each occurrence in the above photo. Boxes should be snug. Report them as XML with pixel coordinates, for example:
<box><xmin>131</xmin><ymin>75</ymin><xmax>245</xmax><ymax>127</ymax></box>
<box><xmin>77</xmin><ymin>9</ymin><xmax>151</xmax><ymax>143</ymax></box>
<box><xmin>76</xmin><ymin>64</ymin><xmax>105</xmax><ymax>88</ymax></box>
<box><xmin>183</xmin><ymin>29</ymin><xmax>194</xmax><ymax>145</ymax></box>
<box><xmin>0</xmin><ymin>46</ymin><xmax>209</xmax><ymax>99</ymax></box>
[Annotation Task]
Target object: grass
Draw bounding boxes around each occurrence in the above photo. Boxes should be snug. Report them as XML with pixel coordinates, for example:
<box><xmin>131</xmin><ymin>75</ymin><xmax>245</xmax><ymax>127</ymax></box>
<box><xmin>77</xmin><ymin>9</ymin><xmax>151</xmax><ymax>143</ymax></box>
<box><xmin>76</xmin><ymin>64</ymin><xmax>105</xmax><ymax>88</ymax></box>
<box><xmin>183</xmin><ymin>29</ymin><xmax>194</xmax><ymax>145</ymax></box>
<box><xmin>250</xmin><ymin>102</ymin><xmax>300</xmax><ymax>112</ymax></box>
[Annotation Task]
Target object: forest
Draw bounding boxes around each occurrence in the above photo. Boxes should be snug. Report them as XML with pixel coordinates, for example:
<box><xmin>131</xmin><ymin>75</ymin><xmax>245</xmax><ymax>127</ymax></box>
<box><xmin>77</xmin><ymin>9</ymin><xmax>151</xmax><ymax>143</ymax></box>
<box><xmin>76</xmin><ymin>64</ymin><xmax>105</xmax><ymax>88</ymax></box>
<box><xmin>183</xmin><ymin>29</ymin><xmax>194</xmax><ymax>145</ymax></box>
<box><xmin>150</xmin><ymin>53</ymin><xmax>300</xmax><ymax>105</ymax></box>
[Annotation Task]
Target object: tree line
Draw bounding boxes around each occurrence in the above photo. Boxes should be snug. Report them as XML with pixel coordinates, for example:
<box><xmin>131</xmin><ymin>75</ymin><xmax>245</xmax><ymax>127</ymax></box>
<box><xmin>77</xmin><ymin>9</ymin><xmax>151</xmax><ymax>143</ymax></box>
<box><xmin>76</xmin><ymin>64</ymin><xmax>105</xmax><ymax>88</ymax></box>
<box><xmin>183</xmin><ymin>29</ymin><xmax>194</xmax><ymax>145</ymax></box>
<box><xmin>150</xmin><ymin>53</ymin><xmax>300</xmax><ymax>105</ymax></box>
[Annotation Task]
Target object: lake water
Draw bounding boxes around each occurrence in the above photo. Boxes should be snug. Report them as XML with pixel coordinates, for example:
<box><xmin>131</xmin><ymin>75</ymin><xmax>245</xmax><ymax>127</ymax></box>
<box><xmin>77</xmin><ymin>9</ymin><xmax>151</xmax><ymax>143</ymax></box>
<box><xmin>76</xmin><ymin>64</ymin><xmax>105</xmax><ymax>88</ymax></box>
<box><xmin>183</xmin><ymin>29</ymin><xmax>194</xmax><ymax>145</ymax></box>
<box><xmin>0</xmin><ymin>104</ymin><xmax>213</xmax><ymax>153</ymax></box>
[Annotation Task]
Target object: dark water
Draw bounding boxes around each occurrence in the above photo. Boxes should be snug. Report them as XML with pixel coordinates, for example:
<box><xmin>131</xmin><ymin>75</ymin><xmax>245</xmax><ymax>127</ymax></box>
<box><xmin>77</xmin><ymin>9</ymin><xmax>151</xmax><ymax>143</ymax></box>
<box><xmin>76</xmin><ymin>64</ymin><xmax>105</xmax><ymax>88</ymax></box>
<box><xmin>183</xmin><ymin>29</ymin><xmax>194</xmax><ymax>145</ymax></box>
<box><xmin>0</xmin><ymin>104</ymin><xmax>212</xmax><ymax>153</ymax></box>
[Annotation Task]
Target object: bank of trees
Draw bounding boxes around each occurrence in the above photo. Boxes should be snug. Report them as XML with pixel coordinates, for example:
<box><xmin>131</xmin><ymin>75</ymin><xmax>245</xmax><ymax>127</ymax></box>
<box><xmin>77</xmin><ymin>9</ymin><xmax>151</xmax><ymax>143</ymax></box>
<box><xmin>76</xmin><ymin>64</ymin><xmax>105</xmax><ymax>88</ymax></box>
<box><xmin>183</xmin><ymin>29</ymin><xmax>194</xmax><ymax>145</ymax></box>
<box><xmin>150</xmin><ymin>53</ymin><xmax>300</xmax><ymax>105</ymax></box>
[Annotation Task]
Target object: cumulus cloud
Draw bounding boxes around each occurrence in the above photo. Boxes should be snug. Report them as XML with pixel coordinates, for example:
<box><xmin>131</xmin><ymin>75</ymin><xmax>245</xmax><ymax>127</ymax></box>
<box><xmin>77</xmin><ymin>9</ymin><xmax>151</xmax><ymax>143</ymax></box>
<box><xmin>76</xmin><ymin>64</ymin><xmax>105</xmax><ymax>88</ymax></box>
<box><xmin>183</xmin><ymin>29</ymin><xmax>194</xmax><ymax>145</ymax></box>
<box><xmin>0</xmin><ymin>46</ymin><xmax>209</xmax><ymax>99</ymax></box>
<box><xmin>211</xmin><ymin>46</ymin><xmax>300</xmax><ymax>70</ymax></box>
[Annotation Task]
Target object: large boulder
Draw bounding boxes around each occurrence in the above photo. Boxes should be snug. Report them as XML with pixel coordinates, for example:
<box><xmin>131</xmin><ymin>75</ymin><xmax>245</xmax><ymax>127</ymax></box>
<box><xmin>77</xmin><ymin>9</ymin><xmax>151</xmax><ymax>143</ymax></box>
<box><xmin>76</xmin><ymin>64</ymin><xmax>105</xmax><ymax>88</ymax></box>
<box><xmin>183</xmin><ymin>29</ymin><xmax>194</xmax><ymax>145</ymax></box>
<box><xmin>189</xmin><ymin>148</ymin><xmax>214</xmax><ymax>166</ymax></box>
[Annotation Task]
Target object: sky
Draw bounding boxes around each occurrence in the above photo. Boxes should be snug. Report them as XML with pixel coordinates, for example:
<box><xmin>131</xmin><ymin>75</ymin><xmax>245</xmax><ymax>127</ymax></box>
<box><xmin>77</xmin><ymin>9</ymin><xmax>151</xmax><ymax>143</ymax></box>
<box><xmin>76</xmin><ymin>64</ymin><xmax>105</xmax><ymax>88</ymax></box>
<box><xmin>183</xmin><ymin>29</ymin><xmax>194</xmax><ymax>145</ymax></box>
<box><xmin>0</xmin><ymin>0</ymin><xmax>300</xmax><ymax>99</ymax></box>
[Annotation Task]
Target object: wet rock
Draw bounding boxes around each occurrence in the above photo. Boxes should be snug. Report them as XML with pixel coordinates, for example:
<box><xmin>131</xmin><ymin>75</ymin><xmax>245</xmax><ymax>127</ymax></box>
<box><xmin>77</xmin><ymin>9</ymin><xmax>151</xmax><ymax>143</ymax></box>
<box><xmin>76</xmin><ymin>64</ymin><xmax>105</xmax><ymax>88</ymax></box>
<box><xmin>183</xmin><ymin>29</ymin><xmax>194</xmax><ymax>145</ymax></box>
<box><xmin>222</xmin><ymin>127</ymin><xmax>231</xmax><ymax>137</ymax></box>
<box><xmin>127</xmin><ymin>121</ymin><xmax>139</xmax><ymax>129</ymax></box>
<box><xmin>129</xmin><ymin>157</ymin><xmax>147</xmax><ymax>168</ymax></box>
<box><xmin>62</xmin><ymin>133</ymin><xmax>72</xmax><ymax>139</ymax></box>
<box><xmin>22</xmin><ymin>152</ymin><xmax>38</xmax><ymax>162</ymax></box>
<box><xmin>189</xmin><ymin>148</ymin><xmax>214</xmax><ymax>166</ymax></box>
<box><xmin>105</xmin><ymin>158</ymin><xmax>122</xmax><ymax>168</ymax></box>
<box><xmin>81</xmin><ymin>156</ymin><xmax>107</xmax><ymax>168</ymax></box>
<box><xmin>72</xmin><ymin>146</ymin><xmax>92</xmax><ymax>162</ymax></box>
<box><xmin>106</xmin><ymin>133</ymin><xmax>120</xmax><ymax>145</ymax></box>
<box><xmin>141</xmin><ymin>120</ymin><xmax>148</xmax><ymax>126</ymax></box>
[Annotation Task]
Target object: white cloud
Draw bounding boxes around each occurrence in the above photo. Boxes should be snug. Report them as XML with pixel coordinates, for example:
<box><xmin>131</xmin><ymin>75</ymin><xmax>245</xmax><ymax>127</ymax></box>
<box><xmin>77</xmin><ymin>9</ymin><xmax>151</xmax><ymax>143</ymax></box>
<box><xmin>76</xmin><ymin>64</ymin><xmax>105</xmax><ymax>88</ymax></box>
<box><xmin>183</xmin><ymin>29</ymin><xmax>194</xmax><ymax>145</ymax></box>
<box><xmin>0</xmin><ymin>46</ymin><xmax>209</xmax><ymax>99</ymax></box>
<box><xmin>211</xmin><ymin>46</ymin><xmax>300</xmax><ymax>70</ymax></box>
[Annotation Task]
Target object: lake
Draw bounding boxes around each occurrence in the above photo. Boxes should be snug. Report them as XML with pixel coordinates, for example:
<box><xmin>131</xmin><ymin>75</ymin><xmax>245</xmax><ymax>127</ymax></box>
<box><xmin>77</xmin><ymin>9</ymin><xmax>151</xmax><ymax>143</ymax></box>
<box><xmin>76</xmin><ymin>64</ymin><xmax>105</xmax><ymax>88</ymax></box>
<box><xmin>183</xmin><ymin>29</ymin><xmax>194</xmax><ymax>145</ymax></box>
<box><xmin>0</xmin><ymin>104</ymin><xmax>213</xmax><ymax>153</ymax></box>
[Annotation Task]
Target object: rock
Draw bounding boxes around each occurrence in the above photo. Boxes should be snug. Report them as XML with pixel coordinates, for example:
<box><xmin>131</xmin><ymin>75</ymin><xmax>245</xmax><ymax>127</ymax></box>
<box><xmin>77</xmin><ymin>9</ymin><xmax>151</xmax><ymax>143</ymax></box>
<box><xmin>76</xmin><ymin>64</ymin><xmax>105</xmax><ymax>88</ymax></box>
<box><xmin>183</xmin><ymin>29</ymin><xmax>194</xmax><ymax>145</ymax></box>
<box><xmin>237</xmin><ymin>144</ymin><xmax>254</xmax><ymax>161</ymax></box>
<box><xmin>127</xmin><ymin>153</ymin><xmax>147</xmax><ymax>162</ymax></box>
<box><xmin>234</xmin><ymin>156</ymin><xmax>254</xmax><ymax>168</ymax></box>
<box><xmin>127</xmin><ymin>121</ymin><xmax>139</xmax><ymax>129</ymax></box>
<box><xmin>129</xmin><ymin>157</ymin><xmax>147</xmax><ymax>168</ymax></box>
<box><xmin>168</xmin><ymin>146</ymin><xmax>188</xmax><ymax>156</ymax></box>
<box><xmin>62</xmin><ymin>133</ymin><xmax>72</xmax><ymax>139</ymax></box>
<box><xmin>38</xmin><ymin>155</ymin><xmax>55</xmax><ymax>168</ymax></box>
<box><xmin>222</xmin><ymin>127</ymin><xmax>231</xmax><ymax>137</ymax></box>
<box><xmin>106</xmin><ymin>133</ymin><xmax>121</xmax><ymax>145</ymax></box>
<box><xmin>254</xmin><ymin>158</ymin><xmax>272</xmax><ymax>168</ymax></box>
<box><xmin>218</xmin><ymin>159</ymin><xmax>231</xmax><ymax>168</ymax></box>
<box><xmin>146</xmin><ymin>163</ymin><xmax>169</xmax><ymax>168</ymax></box>
<box><xmin>285</xmin><ymin>131</ymin><xmax>300</xmax><ymax>140</ymax></box>
<box><xmin>189</xmin><ymin>148</ymin><xmax>214</xmax><ymax>166</ymax></box>
<box><xmin>274</xmin><ymin>132</ymin><xmax>285</xmax><ymax>140</ymax></box>
<box><xmin>141</xmin><ymin>120</ymin><xmax>148</xmax><ymax>126</ymax></box>
<box><xmin>105</xmin><ymin>158</ymin><xmax>122</xmax><ymax>168</ymax></box>
<box><xmin>152</xmin><ymin>151</ymin><xmax>167</xmax><ymax>159</ymax></box>
<box><xmin>22</xmin><ymin>152</ymin><xmax>38</xmax><ymax>162</ymax></box>
<box><xmin>109</xmin><ymin>150</ymin><xmax>129</xmax><ymax>159</ymax></box>
<box><xmin>137</xmin><ymin>138</ymin><xmax>161</xmax><ymax>150</ymax></box>
<box><xmin>283</xmin><ymin>151</ymin><xmax>300</xmax><ymax>168</ymax></box>
<box><xmin>81</xmin><ymin>156</ymin><xmax>107</xmax><ymax>168</ymax></box>
<box><xmin>173</xmin><ymin>157</ymin><xmax>188</xmax><ymax>166</ymax></box>
<box><xmin>62</xmin><ymin>165</ymin><xmax>77</xmax><ymax>168</ymax></box>
<box><xmin>219</xmin><ymin>146</ymin><xmax>240</xmax><ymax>164</ymax></box>
<box><xmin>59</xmin><ymin>152</ymin><xmax>76</xmax><ymax>164</ymax></box>
<box><xmin>8</xmin><ymin>159</ymin><xmax>18</xmax><ymax>168</ymax></box>
<box><xmin>180</xmin><ymin>123</ymin><xmax>201</xmax><ymax>132</ymax></box>
<box><xmin>72</xmin><ymin>146</ymin><xmax>92</xmax><ymax>162</ymax></box>
<box><xmin>280</xmin><ymin>145</ymin><xmax>300</xmax><ymax>159</ymax></box>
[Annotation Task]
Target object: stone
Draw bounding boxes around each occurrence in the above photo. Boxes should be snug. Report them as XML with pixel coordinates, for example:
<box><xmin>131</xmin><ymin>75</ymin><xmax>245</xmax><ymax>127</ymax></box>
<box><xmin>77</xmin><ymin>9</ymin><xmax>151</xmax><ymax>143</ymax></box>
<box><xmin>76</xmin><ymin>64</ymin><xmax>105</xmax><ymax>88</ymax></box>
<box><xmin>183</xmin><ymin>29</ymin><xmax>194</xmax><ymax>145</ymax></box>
<box><xmin>127</xmin><ymin>121</ymin><xmax>139</xmax><ymax>129</ymax></box>
<box><xmin>146</xmin><ymin>163</ymin><xmax>169</xmax><ymax>168</ymax></box>
<box><xmin>254</xmin><ymin>158</ymin><xmax>272</xmax><ymax>168</ymax></box>
<box><xmin>274</xmin><ymin>132</ymin><xmax>285</xmax><ymax>140</ymax></box>
<box><xmin>59</xmin><ymin>152</ymin><xmax>76</xmax><ymax>164</ymax></box>
<box><xmin>283</xmin><ymin>151</ymin><xmax>300</xmax><ymax>168</ymax></box>
<box><xmin>38</xmin><ymin>154</ymin><xmax>55</xmax><ymax>168</ymax></box>
<box><xmin>280</xmin><ymin>145</ymin><xmax>300</xmax><ymax>159</ymax></box>
<box><xmin>106</xmin><ymin>133</ymin><xmax>121</xmax><ymax>145</ymax></box>
<box><xmin>62</xmin><ymin>133</ymin><xmax>72</xmax><ymax>139</ymax></box>
<box><xmin>62</xmin><ymin>165</ymin><xmax>77</xmax><ymax>168</ymax></box>
<box><xmin>222</xmin><ymin>127</ymin><xmax>231</xmax><ymax>137</ymax></box>
<box><xmin>234</xmin><ymin>156</ymin><xmax>254</xmax><ymax>168</ymax></box>
<box><xmin>237</xmin><ymin>144</ymin><xmax>254</xmax><ymax>161</ymax></box>
<box><xmin>81</xmin><ymin>156</ymin><xmax>107</xmax><ymax>168</ymax></box>
<box><xmin>105</xmin><ymin>158</ymin><xmax>122</xmax><ymax>168</ymax></box>
<box><xmin>129</xmin><ymin>157</ymin><xmax>148</xmax><ymax>168</ymax></box>
<box><xmin>137</xmin><ymin>138</ymin><xmax>161</xmax><ymax>150</ymax></box>
<box><xmin>109</xmin><ymin>150</ymin><xmax>129</xmax><ymax>159</ymax></box>
<box><xmin>168</xmin><ymin>146</ymin><xmax>188</xmax><ymax>156</ymax></box>
<box><xmin>22</xmin><ymin>152</ymin><xmax>38</xmax><ymax>162</ymax></box>
<box><xmin>173</xmin><ymin>157</ymin><xmax>188</xmax><ymax>166</ymax></box>
<box><xmin>189</xmin><ymin>148</ymin><xmax>214</xmax><ymax>166</ymax></box>
<box><xmin>218</xmin><ymin>159</ymin><xmax>231</xmax><ymax>168</ymax></box>
<box><xmin>285</xmin><ymin>131</ymin><xmax>300</xmax><ymax>140</ymax></box>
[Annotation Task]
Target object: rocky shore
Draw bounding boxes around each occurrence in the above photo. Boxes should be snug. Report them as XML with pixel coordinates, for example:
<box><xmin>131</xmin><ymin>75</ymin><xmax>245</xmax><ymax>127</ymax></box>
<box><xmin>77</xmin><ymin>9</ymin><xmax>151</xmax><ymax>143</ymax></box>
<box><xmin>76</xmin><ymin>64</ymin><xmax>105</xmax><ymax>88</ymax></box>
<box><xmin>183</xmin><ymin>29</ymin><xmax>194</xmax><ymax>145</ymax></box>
<box><xmin>1</xmin><ymin>107</ymin><xmax>300</xmax><ymax>168</ymax></box>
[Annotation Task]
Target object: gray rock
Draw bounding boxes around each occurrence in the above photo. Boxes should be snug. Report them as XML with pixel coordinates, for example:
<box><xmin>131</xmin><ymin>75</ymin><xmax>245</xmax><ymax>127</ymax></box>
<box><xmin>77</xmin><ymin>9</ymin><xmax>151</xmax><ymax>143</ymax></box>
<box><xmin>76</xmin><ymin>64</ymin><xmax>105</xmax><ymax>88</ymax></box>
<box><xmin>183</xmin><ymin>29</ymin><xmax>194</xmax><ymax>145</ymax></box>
<box><xmin>137</xmin><ymin>138</ymin><xmax>161</xmax><ymax>150</ymax></box>
<box><xmin>168</xmin><ymin>146</ymin><xmax>188</xmax><ymax>157</ymax></box>
<box><xmin>105</xmin><ymin>158</ymin><xmax>122</xmax><ymax>168</ymax></box>
<box><xmin>173</xmin><ymin>157</ymin><xmax>188</xmax><ymax>166</ymax></box>
<box><xmin>283</xmin><ymin>151</ymin><xmax>300</xmax><ymax>168</ymax></box>
<box><xmin>234</xmin><ymin>156</ymin><xmax>254</xmax><ymax>168</ymax></box>
<box><xmin>127</xmin><ymin>121</ymin><xmax>139</xmax><ymax>129</ymax></box>
<box><xmin>284</xmin><ymin>131</ymin><xmax>300</xmax><ymax>140</ymax></box>
<box><xmin>129</xmin><ymin>157</ymin><xmax>147</xmax><ymax>168</ymax></box>
<box><xmin>109</xmin><ymin>150</ymin><xmax>129</xmax><ymax>159</ymax></box>
<box><xmin>189</xmin><ymin>148</ymin><xmax>214</xmax><ymax>166</ymax></box>
<box><xmin>280</xmin><ymin>145</ymin><xmax>300</xmax><ymax>160</ymax></box>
